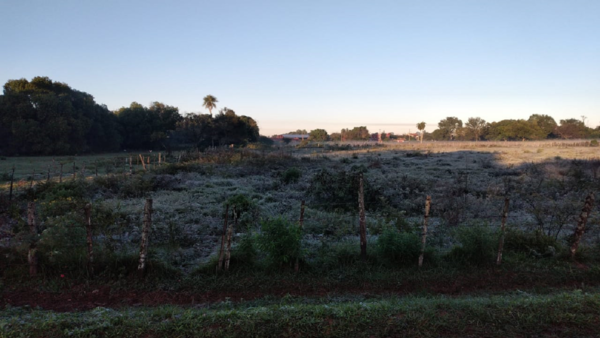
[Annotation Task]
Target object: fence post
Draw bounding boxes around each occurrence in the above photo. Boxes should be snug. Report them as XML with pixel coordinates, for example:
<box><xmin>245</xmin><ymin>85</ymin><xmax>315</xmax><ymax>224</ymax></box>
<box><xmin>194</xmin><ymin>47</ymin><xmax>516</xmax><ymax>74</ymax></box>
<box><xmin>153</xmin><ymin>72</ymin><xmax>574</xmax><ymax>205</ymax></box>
<box><xmin>139</xmin><ymin>154</ymin><xmax>146</xmax><ymax>171</ymax></box>
<box><xmin>9</xmin><ymin>165</ymin><xmax>15</xmax><ymax>203</ymax></box>
<box><xmin>358</xmin><ymin>173</ymin><xmax>367</xmax><ymax>260</ymax></box>
<box><xmin>496</xmin><ymin>198</ymin><xmax>510</xmax><ymax>265</ymax></box>
<box><xmin>418</xmin><ymin>196</ymin><xmax>431</xmax><ymax>268</ymax></box>
<box><xmin>73</xmin><ymin>162</ymin><xmax>77</xmax><ymax>180</ymax></box>
<box><xmin>158</xmin><ymin>153</ymin><xmax>162</xmax><ymax>165</ymax></box>
<box><xmin>138</xmin><ymin>198</ymin><xmax>153</xmax><ymax>276</ymax></box>
<box><xmin>225</xmin><ymin>208</ymin><xmax>236</xmax><ymax>271</ymax></box>
<box><xmin>46</xmin><ymin>167</ymin><xmax>50</xmax><ymax>183</ymax></box>
<box><xmin>129</xmin><ymin>156</ymin><xmax>133</xmax><ymax>175</ymax></box>
<box><xmin>295</xmin><ymin>200</ymin><xmax>305</xmax><ymax>272</ymax></box>
<box><xmin>81</xmin><ymin>162</ymin><xmax>86</xmax><ymax>178</ymax></box>
<box><xmin>95</xmin><ymin>161</ymin><xmax>98</xmax><ymax>177</ymax></box>
<box><xmin>217</xmin><ymin>204</ymin><xmax>229</xmax><ymax>272</ymax></box>
<box><xmin>27</xmin><ymin>202</ymin><xmax>37</xmax><ymax>277</ymax></box>
<box><xmin>570</xmin><ymin>193</ymin><xmax>595</xmax><ymax>259</ymax></box>
<box><xmin>84</xmin><ymin>203</ymin><xmax>94</xmax><ymax>275</ymax></box>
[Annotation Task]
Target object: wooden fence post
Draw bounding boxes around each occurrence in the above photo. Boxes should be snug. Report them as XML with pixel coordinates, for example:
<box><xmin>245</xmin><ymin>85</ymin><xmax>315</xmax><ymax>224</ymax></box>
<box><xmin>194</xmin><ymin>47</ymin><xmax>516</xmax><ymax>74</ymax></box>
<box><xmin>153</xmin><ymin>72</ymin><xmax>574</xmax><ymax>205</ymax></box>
<box><xmin>84</xmin><ymin>203</ymin><xmax>94</xmax><ymax>275</ymax></box>
<box><xmin>138</xmin><ymin>198</ymin><xmax>153</xmax><ymax>276</ymax></box>
<box><xmin>158</xmin><ymin>153</ymin><xmax>162</xmax><ymax>165</ymax></box>
<box><xmin>570</xmin><ymin>193</ymin><xmax>595</xmax><ymax>258</ymax></box>
<box><xmin>496</xmin><ymin>198</ymin><xmax>510</xmax><ymax>265</ymax></box>
<box><xmin>95</xmin><ymin>161</ymin><xmax>98</xmax><ymax>177</ymax></box>
<box><xmin>295</xmin><ymin>200</ymin><xmax>305</xmax><ymax>272</ymax></box>
<box><xmin>27</xmin><ymin>202</ymin><xmax>37</xmax><ymax>277</ymax></box>
<box><xmin>73</xmin><ymin>162</ymin><xmax>77</xmax><ymax>180</ymax></box>
<box><xmin>81</xmin><ymin>162</ymin><xmax>86</xmax><ymax>178</ymax></box>
<box><xmin>46</xmin><ymin>166</ymin><xmax>50</xmax><ymax>183</ymax></box>
<box><xmin>225</xmin><ymin>208</ymin><xmax>236</xmax><ymax>271</ymax></box>
<box><xmin>358</xmin><ymin>173</ymin><xmax>367</xmax><ymax>260</ymax></box>
<box><xmin>139</xmin><ymin>154</ymin><xmax>146</xmax><ymax>171</ymax></box>
<box><xmin>217</xmin><ymin>205</ymin><xmax>229</xmax><ymax>272</ymax></box>
<box><xmin>9</xmin><ymin>165</ymin><xmax>15</xmax><ymax>202</ymax></box>
<box><xmin>129</xmin><ymin>156</ymin><xmax>133</xmax><ymax>175</ymax></box>
<box><xmin>418</xmin><ymin>196</ymin><xmax>431</xmax><ymax>268</ymax></box>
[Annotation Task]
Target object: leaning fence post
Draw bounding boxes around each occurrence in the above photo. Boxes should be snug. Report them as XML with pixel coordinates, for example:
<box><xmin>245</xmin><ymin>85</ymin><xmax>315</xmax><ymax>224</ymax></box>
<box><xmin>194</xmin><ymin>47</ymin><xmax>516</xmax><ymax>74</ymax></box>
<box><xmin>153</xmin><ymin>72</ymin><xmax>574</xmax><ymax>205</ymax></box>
<box><xmin>496</xmin><ymin>198</ymin><xmax>510</xmax><ymax>265</ymax></box>
<box><xmin>295</xmin><ymin>200</ymin><xmax>306</xmax><ymax>272</ymax></box>
<box><xmin>217</xmin><ymin>204</ymin><xmax>229</xmax><ymax>272</ymax></box>
<box><xmin>139</xmin><ymin>154</ymin><xmax>146</xmax><ymax>171</ymax></box>
<box><xmin>418</xmin><ymin>196</ymin><xmax>431</xmax><ymax>268</ymax></box>
<box><xmin>358</xmin><ymin>173</ymin><xmax>367</xmax><ymax>260</ymax></box>
<box><xmin>84</xmin><ymin>203</ymin><xmax>94</xmax><ymax>275</ymax></box>
<box><xmin>225</xmin><ymin>208</ymin><xmax>236</xmax><ymax>271</ymax></box>
<box><xmin>27</xmin><ymin>202</ymin><xmax>37</xmax><ymax>277</ymax></box>
<box><xmin>570</xmin><ymin>193</ymin><xmax>595</xmax><ymax>259</ymax></box>
<box><xmin>138</xmin><ymin>198</ymin><xmax>153</xmax><ymax>276</ymax></box>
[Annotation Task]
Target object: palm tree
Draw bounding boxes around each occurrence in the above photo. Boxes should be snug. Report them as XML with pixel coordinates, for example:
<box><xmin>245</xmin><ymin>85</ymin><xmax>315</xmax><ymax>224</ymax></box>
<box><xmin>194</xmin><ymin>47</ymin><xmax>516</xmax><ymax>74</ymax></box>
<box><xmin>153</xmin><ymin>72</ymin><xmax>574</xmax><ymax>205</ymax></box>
<box><xmin>203</xmin><ymin>95</ymin><xmax>218</xmax><ymax>116</ymax></box>
<box><xmin>416</xmin><ymin>122</ymin><xmax>426</xmax><ymax>143</ymax></box>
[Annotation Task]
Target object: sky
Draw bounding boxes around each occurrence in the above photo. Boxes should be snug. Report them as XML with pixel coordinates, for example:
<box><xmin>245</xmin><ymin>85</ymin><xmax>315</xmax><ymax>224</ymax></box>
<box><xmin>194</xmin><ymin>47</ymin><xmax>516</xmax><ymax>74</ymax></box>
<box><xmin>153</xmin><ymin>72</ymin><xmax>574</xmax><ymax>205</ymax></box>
<box><xmin>1</xmin><ymin>0</ymin><xmax>599</xmax><ymax>136</ymax></box>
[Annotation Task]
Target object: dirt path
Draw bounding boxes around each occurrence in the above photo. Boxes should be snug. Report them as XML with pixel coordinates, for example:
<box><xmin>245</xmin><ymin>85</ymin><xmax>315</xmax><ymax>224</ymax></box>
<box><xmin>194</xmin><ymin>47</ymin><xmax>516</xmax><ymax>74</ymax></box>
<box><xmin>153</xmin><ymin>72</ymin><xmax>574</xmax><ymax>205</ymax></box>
<box><xmin>2</xmin><ymin>270</ymin><xmax>596</xmax><ymax>312</ymax></box>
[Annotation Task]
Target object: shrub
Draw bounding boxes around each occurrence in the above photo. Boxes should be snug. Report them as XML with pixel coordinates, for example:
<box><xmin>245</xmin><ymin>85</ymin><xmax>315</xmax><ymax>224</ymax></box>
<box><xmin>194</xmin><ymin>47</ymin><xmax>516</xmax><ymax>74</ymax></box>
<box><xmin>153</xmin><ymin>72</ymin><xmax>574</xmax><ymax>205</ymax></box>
<box><xmin>590</xmin><ymin>139</ymin><xmax>599</xmax><ymax>147</ymax></box>
<box><xmin>257</xmin><ymin>217</ymin><xmax>302</xmax><ymax>267</ymax></box>
<box><xmin>281</xmin><ymin>167</ymin><xmax>302</xmax><ymax>184</ymax></box>
<box><xmin>446</xmin><ymin>225</ymin><xmax>497</xmax><ymax>266</ymax></box>
<box><xmin>375</xmin><ymin>227</ymin><xmax>421</xmax><ymax>266</ymax></box>
<box><xmin>226</xmin><ymin>194</ymin><xmax>259</xmax><ymax>230</ymax></box>
<box><xmin>504</xmin><ymin>229</ymin><xmax>562</xmax><ymax>257</ymax></box>
<box><xmin>307</xmin><ymin>166</ymin><xmax>385</xmax><ymax>212</ymax></box>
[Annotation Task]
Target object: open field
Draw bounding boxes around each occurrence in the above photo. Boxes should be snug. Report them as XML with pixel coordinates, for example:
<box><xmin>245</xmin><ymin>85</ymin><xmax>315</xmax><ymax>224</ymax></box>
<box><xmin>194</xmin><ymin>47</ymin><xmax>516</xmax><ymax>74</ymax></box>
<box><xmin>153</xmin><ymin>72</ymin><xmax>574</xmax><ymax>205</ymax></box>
<box><xmin>1</xmin><ymin>139</ymin><xmax>600</xmax><ymax>336</ymax></box>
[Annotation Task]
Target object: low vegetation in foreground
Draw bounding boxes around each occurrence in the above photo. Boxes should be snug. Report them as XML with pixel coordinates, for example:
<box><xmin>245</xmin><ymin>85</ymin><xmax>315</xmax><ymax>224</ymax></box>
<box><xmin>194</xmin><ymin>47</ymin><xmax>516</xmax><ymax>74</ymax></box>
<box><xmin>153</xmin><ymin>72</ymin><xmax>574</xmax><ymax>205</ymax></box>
<box><xmin>1</xmin><ymin>140</ymin><xmax>600</xmax><ymax>336</ymax></box>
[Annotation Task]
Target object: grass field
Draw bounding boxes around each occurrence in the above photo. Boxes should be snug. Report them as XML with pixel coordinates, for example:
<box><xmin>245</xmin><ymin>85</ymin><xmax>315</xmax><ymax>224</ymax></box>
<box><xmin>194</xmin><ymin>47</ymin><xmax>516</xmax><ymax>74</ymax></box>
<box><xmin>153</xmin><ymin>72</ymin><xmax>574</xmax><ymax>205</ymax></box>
<box><xmin>1</xmin><ymin>139</ymin><xmax>600</xmax><ymax>336</ymax></box>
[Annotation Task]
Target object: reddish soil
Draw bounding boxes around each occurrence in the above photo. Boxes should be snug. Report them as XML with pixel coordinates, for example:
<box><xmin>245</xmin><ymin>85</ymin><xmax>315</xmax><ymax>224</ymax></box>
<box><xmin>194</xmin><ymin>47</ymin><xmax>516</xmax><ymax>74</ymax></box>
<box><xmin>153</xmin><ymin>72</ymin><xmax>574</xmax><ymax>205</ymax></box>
<box><xmin>1</xmin><ymin>269</ymin><xmax>596</xmax><ymax>312</ymax></box>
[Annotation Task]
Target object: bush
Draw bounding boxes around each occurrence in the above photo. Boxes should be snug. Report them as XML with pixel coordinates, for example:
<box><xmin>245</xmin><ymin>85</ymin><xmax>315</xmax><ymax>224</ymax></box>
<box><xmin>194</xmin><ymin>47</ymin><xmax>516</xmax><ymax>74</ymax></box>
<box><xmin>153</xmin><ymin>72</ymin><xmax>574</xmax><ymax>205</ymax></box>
<box><xmin>257</xmin><ymin>217</ymin><xmax>302</xmax><ymax>267</ymax></box>
<box><xmin>504</xmin><ymin>229</ymin><xmax>562</xmax><ymax>257</ymax></box>
<box><xmin>590</xmin><ymin>139</ymin><xmax>599</xmax><ymax>147</ymax></box>
<box><xmin>281</xmin><ymin>167</ymin><xmax>302</xmax><ymax>184</ymax></box>
<box><xmin>446</xmin><ymin>225</ymin><xmax>497</xmax><ymax>266</ymax></box>
<box><xmin>375</xmin><ymin>227</ymin><xmax>421</xmax><ymax>266</ymax></box>
<box><xmin>307</xmin><ymin>166</ymin><xmax>385</xmax><ymax>212</ymax></box>
<box><xmin>226</xmin><ymin>194</ymin><xmax>259</xmax><ymax>230</ymax></box>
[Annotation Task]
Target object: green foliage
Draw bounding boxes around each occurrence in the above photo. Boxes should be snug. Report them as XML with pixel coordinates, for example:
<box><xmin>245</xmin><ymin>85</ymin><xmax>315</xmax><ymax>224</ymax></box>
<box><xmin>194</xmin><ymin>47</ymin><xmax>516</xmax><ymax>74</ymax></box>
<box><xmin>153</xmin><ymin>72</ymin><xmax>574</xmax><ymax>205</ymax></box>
<box><xmin>0</xmin><ymin>76</ymin><xmax>121</xmax><ymax>155</ymax></box>
<box><xmin>308</xmin><ymin>128</ymin><xmax>329</xmax><ymax>142</ymax></box>
<box><xmin>447</xmin><ymin>225</ymin><xmax>497</xmax><ymax>266</ymax></box>
<box><xmin>257</xmin><ymin>217</ymin><xmax>302</xmax><ymax>266</ymax></box>
<box><xmin>590</xmin><ymin>139</ymin><xmax>599</xmax><ymax>147</ymax></box>
<box><xmin>307</xmin><ymin>166</ymin><xmax>385</xmax><ymax>212</ymax></box>
<box><xmin>375</xmin><ymin>227</ymin><xmax>422</xmax><ymax>266</ymax></box>
<box><xmin>504</xmin><ymin>229</ymin><xmax>562</xmax><ymax>256</ymax></box>
<box><xmin>226</xmin><ymin>194</ymin><xmax>259</xmax><ymax>230</ymax></box>
<box><xmin>281</xmin><ymin>167</ymin><xmax>302</xmax><ymax>184</ymax></box>
<box><xmin>341</xmin><ymin>126</ymin><xmax>370</xmax><ymax>140</ymax></box>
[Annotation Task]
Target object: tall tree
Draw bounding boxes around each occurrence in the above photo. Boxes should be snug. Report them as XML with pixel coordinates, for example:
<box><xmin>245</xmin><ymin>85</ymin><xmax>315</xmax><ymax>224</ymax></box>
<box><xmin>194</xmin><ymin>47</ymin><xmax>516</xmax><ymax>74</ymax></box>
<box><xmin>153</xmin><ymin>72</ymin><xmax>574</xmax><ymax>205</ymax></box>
<box><xmin>528</xmin><ymin>114</ymin><xmax>557</xmax><ymax>138</ymax></box>
<box><xmin>437</xmin><ymin>117</ymin><xmax>463</xmax><ymax>140</ymax></box>
<box><xmin>309</xmin><ymin>129</ymin><xmax>329</xmax><ymax>141</ymax></box>
<box><xmin>416</xmin><ymin>122</ymin><xmax>426</xmax><ymax>143</ymax></box>
<box><xmin>555</xmin><ymin>119</ymin><xmax>588</xmax><ymax>139</ymax></box>
<box><xmin>464</xmin><ymin>117</ymin><xmax>488</xmax><ymax>141</ymax></box>
<box><xmin>203</xmin><ymin>95</ymin><xmax>218</xmax><ymax>116</ymax></box>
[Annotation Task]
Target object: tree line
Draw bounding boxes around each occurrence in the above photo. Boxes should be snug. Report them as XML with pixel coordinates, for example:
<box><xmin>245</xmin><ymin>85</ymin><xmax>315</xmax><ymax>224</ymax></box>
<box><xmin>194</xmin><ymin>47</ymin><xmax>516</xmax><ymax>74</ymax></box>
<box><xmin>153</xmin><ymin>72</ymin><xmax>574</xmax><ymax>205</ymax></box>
<box><xmin>0</xmin><ymin>77</ymin><xmax>259</xmax><ymax>155</ymax></box>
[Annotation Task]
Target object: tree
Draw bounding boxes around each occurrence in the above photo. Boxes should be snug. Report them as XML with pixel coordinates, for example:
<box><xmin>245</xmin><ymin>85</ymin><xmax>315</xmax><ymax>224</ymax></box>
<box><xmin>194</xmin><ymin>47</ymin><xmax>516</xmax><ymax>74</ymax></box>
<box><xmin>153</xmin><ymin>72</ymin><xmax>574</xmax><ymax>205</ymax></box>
<box><xmin>437</xmin><ymin>117</ymin><xmax>463</xmax><ymax>140</ymax></box>
<box><xmin>555</xmin><ymin>119</ymin><xmax>588</xmax><ymax>139</ymax></box>
<box><xmin>203</xmin><ymin>95</ymin><xmax>218</xmax><ymax>116</ymax></box>
<box><xmin>416</xmin><ymin>122</ymin><xmax>426</xmax><ymax>143</ymax></box>
<box><xmin>487</xmin><ymin>120</ymin><xmax>546</xmax><ymax>141</ymax></box>
<box><xmin>309</xmin><ymin>129</ymin><xmax>329</xmax><ymax>142</ymax></box>
<box><xmin>0</xmin><ymin>76</ymin><xmax>121</xmax><ymax>155</ymax></box>
<box><xmin>528</xmin><ymin>114</ymin><xmax>557</xmax><ymax>138</ymax></box>
<box><xmin>341</xmin><ymin>126</ymin><xmax>370</xmax><ymax>140</ymax></box>
<box><xmin>464</xmin><ymin>117</ymin><xmax>488</xmax><ymax>141</ymax></box>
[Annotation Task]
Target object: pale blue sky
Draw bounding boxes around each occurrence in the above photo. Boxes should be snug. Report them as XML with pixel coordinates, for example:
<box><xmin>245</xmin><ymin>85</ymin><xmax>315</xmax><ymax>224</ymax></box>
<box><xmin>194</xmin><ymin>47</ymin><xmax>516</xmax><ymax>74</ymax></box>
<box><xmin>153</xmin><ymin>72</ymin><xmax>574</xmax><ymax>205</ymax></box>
<box><xmin>1</xmin><ymin>0</ymin><xmax>599</xmax><ymax>135</ymax></box>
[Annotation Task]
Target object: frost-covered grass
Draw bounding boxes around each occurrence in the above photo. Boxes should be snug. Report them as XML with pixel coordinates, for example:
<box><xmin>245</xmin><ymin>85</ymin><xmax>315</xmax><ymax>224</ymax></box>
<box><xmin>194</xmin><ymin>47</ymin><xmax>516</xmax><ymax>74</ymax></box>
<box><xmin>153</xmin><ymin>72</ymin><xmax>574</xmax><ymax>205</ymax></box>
<box><xmin>2</xmin><ymin>290</ymin><xmax>600</xmax><ymax>337</ymax></box>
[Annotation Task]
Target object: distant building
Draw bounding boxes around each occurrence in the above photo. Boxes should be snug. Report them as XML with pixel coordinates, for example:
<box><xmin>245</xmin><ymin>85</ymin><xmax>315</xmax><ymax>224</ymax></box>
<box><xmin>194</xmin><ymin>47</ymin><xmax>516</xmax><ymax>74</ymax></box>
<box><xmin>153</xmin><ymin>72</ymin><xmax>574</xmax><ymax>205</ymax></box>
<box><xmin>272</xmin><ymin>134</ymin><xmax>309</xmax><ymax>140</ymax></box>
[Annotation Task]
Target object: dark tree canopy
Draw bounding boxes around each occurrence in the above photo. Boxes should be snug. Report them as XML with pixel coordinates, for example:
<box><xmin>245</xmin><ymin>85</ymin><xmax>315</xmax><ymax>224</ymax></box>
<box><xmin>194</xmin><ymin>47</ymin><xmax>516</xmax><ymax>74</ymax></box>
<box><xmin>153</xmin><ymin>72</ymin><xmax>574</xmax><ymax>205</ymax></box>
<box><xmin>309</xmin><ymin>129</ymin><xmax>329</xmax><ymax>141</ymax></box>
<box><xmin>0</xmin><ymin>76</ymin><xmax>121</xmax><ymax>155</ymax></box>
